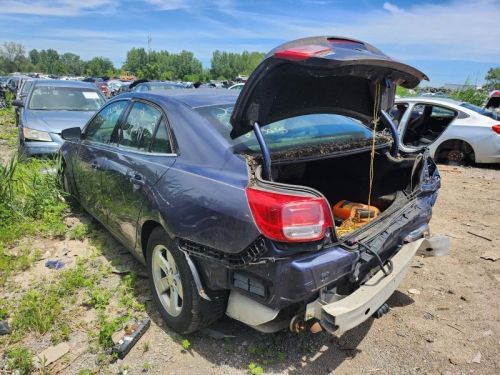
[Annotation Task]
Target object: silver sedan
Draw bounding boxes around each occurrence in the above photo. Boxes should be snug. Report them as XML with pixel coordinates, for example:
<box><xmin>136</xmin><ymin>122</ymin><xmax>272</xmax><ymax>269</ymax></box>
<box><xmin>391</xmin><ymin>97</ymin><xmax>499</xmax><ymax>164</ymax></box>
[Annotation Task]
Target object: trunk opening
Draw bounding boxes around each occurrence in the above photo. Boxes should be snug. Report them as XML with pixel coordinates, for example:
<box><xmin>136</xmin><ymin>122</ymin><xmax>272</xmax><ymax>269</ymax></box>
<box><xmin>266</xmin><ymin>148</ymin><xmax>418</xmax><ymax>233</ymax></box>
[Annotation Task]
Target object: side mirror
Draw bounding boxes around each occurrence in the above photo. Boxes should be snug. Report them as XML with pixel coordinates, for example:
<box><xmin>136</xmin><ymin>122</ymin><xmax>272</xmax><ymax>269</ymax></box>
<box><xmin>61</xmin><ymin>127</ymin><xmax>82</xmax><ymax>141</ymax></box>
<box><xmin>12</xmin><ymin>99</ymin><xmax>24</xmax><ymax>107</ymax></box>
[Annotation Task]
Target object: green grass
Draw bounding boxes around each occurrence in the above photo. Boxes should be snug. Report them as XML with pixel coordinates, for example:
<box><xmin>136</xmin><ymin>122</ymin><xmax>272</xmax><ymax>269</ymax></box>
<box><xmin>0</xmin><ymin>245</ymin><xmax>41</xmax><ymax>286</ymax></box>
<box><xmin>5</xmin><ymin>346</ymin><xmax>34</xmax><ymax>375</ymax></box>
<box><xmin>0</xmin><ymin>155</ymin><xmax>68</xmax><ymax>246</ymax></box>
<box><xmin>68</xmin><ymin>223</ymin><xmax>92</xmax><ymax>241</ymax></box>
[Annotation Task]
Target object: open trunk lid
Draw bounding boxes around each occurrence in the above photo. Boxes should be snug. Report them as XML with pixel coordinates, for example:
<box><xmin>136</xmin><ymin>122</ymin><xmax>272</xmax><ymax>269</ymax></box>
<box><xmin>230</xmin><ymin>36</ymin><xmax>428</xmax><ymax>139</ymax></box>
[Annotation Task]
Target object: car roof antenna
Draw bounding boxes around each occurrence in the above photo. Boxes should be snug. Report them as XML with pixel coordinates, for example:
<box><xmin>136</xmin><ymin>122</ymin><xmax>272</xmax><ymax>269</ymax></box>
<box><xmin>253</xmin><ymin>121</ymin><xmax>273</xmax><ymax>181</ymax></box>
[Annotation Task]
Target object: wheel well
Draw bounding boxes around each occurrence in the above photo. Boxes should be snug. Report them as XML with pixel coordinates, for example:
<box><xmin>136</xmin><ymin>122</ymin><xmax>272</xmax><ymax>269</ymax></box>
<box><xmin>140</xmin><ymin>220</ymin><xmax>162</xmax><ymax>260</ymax></box>
<box><xmin>435</xmin><ymin>139</ymin><xmax>475</xmax><ymax>162</ymax></box>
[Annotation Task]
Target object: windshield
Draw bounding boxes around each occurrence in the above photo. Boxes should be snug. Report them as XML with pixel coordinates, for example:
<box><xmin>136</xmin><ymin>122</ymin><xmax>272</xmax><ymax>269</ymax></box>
<box><xmin>460</xmin><ymin>102</ymin><xmax>499</xmax><ymax>120</ymax></box>
<box><xmin>28</xmin><ymin>86</ymin><xmax>105</xmax><ymax>111</ymax></box>
<box><xmin>196</xmin><ymin>105</ymin><xmax>375</xmax><ymax>153</ymax></box>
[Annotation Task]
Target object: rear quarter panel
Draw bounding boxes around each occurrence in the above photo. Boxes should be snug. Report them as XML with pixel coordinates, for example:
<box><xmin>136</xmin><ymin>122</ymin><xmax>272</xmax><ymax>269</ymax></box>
<box><xmin>139</xmin><ymin>101</ymin><xmax>261</xmax><ymax>254</ymax></box>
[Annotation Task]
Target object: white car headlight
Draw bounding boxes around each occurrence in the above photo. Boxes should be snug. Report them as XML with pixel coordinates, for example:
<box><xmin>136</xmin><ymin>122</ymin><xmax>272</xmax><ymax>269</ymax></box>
<box><xmin>23</xmin><ymin>128</ymin><xmax>52</xmax><ymax>142</ymax></box>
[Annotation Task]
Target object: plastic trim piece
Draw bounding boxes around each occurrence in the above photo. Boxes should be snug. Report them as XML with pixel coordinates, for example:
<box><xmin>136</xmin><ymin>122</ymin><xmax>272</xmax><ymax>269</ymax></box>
<box><xmin>307</xmin><ymin>238</ymin><xmax>428</xmax><ymax>333</ymax></box>
<box><xmin>225</xmin><ymin>290</ymin><xmax>280</xmax><ymax>326</ymax></box>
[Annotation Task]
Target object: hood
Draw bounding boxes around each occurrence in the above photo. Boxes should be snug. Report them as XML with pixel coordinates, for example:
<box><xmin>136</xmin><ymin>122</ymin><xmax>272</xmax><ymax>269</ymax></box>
<box><xmin>24</xmin><ymin>110</ymin><xmax>95</xmax><ymax>133</ymax></box>
<box><xmin>230</xmin><ymin>36</ymin><xmax>428</xmax><ymax>139</ymax></box>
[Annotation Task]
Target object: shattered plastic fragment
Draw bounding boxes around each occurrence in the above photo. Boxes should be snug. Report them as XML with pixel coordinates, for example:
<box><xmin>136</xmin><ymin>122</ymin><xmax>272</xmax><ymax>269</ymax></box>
<box><xmin>45</xmin><ymin>259</ymin><xmax>65</xmax><ymax>270</ymax></box>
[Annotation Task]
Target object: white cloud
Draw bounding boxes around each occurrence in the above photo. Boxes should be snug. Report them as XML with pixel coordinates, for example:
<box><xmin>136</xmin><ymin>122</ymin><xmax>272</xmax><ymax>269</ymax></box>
<box><xmin>0</xmin><ymin>0</ymin><xmax>115</xmax><ymax>16</ymax></box>
<box><xmin>212</xmin><ymin>0</ymin><xmax>500</xmax><ymax>62</ymax></box>
<box><xmin>382</xmin><ymin>2</ymin><xmax>402</xmax><ymax>14</ymax></box>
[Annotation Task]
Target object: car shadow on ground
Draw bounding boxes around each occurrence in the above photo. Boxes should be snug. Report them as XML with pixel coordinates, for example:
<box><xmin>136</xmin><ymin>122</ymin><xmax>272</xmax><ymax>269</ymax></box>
<box><xmin>85</xmin><ymin>215</ymin><xmax>415</xmax><ymax>374</ymax></box>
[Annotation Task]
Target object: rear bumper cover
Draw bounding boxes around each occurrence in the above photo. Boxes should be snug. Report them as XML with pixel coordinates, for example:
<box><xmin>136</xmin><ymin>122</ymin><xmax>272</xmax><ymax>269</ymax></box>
<box><xmin>307</xmin><ymin>238</ymin><xmax>428</xmax><ymax>333</ymax></box>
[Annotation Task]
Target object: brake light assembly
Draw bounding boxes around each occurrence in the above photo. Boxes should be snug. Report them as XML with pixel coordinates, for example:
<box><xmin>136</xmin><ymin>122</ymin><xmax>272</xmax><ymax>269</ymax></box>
<box><xmin>246</xmin><ymin>187</ymin><xmax>333</xmax><ymax>243</ymax></box>
<box><xmin>492</xmin><ymin>124</ymin><xmax>500</xmax><ymax>134</ymax></box>
<box><xmin>274</xmin><ymin>45</ymin><xmax>331</xmax><ymax>61</ymax></box>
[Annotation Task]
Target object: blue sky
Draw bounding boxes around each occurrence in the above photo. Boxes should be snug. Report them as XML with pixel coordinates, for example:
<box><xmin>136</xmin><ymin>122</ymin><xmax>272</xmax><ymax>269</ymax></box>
<box><xmin>0</xmin><ymin>0</ymin><xmax>499</xmax><ymax>86</ymax></box>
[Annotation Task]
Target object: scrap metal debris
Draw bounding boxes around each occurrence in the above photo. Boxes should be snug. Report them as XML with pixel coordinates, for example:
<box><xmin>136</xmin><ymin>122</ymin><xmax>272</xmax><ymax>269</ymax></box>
<box><xmin>111</xmin><ymin>318</ymin><xmax>151</xmax><ymax>359</ymax></box>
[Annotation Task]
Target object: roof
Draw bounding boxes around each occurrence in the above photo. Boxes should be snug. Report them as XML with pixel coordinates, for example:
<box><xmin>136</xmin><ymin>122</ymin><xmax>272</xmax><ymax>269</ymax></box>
<box><xmin>119</xmin><ymin>89</ymin><xmax>239</xmax><ymax>108</ymax></box>
<box><xmin>33</xmin><ymin>79</ymin><xmax>97</xmax><ymax>89</ymax></box>
<box><xmin>396</xmin><ymin>96</ymin><xmax>464</xmax><ymax>106</ymax></box>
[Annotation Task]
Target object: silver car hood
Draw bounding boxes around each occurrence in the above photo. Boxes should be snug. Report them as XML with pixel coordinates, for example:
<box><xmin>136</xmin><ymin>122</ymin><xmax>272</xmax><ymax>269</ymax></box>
<box><xmin>23</xmin><ymin>110</ymin><xmax>95</xmax><ymax>133</ymax></box>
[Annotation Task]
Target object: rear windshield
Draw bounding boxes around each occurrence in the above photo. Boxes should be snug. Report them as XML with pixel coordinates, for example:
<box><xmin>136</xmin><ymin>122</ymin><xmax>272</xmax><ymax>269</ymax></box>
<box><xmin>29</xmin><ymin>86</ymin><xmax>105</xmax><ymax>111</ymax></box>
<box><xmin>460</xmin><ymin>102</ymin><xmax>499</xmax><ymax>120</ymax></box>
<box><xmin>196</xmin><ymin>105</ymin><xmax>375</xmax><ymax>153</ymax></box>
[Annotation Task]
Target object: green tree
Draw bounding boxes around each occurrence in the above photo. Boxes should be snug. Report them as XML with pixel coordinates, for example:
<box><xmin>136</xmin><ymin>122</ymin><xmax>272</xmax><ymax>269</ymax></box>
<box><xmin>60</xmin><ymin>53</ymin><xmax>85</xmax><ymax>75</ymax></box>
<box><xmin>38</xmin><ymin>49</ymin><xmax>60</xmax><ymax>74</ymax></box>
<box><xmin>484</xmin><ymin>67</ymin><xmax>500</xmax><ymax>90</ymax></box>
<box><xmin>210</xmin><ymin>50</ymin><xmax>264</xmax><ymax>80</ymax></box>
<box><xmin>123</xmin><ymin>48</ymin><xmax>148</xmax><ymax>75</ymax></box>
<box><xmin>0</xmin><ymin>42</ymin><xmax>30</xmax><ymax>72</ymax></box>
<box><xmin>85</xmin><ymin>57</ymin><xmax>115</xmax><ymax>77</ymax></box>
<box><xmin>29</xmin><ymin>49</ymin><xmax>40</xmax><ymax>66</ymax></box>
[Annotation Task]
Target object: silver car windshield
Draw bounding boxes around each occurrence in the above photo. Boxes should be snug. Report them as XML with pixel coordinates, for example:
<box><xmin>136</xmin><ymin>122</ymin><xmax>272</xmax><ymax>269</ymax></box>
<box><xmin>29</xmin><ymin>86</ymin><xmax>105</xmax><ymax>111</ymax></box>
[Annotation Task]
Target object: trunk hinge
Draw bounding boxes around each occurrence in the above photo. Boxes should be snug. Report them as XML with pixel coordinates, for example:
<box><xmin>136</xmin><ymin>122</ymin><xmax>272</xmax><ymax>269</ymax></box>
<box><xmin>380</xmin><ymin>109</ymin><xmax>400</xmax><ymax>157</ymax></box>
<box><xmin>253</xmin><ymin>121</ymin><xmax>272</xmax><ymax>181</ymax></box>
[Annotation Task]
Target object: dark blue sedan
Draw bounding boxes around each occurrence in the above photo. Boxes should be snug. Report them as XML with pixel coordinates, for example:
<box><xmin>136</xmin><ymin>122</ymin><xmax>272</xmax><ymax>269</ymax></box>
<box><xmin>60</xmin><ymin>37</ymin><xmax>442</xmax><ymax>335</ymax></box>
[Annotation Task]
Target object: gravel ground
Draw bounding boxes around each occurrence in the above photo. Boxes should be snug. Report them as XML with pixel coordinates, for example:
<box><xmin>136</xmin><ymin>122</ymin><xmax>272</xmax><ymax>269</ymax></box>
<box><xmin>2</xmin><ymin>160</ymin><xmax>499</xmax><ymax>374</ymax></box>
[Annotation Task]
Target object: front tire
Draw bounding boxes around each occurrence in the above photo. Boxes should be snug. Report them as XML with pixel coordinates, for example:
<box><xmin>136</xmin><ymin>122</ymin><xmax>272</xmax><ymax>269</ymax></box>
<box><xmin>146</xmin><ymin>227</ymin><xmax>226</xmax><ymax>334</ymax></box>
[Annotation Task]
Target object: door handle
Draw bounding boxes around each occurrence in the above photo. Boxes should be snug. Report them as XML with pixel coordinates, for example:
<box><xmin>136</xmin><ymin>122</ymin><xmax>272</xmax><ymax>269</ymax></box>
<box><xmin>129</xmin><ymin>173</ymin><xmax>146</xmax><ymax>186</ymax></box>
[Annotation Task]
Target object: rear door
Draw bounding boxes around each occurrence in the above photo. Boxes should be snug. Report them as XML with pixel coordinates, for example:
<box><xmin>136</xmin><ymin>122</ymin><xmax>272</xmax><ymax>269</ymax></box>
<box><xmin>73</xmin><ymin>100</ymin><xmax>130</xmax><ymax>222</ymax></box>
<box><xmin>399</xmin><ymin>102</ymin><xmax>457</xmax><ymax>151</ymax></box>
<box><xmin>101</xmin><ymin>100</ymin><xmax>176</xmax><ymax>247</ymax></box>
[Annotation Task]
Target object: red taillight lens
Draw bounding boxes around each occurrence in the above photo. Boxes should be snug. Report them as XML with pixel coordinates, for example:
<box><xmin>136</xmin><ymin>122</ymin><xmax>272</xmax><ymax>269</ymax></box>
<box><xmin>492</xmin><ymin>125</ymin><xmax>500</xmax><ymax>134</ymax></box>
<box><xmin>246</xmin><ymin>187</ymin><xmax>333</xmax><ymax>242</ymax></box>
<box><xmin>274</xmin><ymin>45</ymin><xmax>331</xmax><ymax>61</ymax></box>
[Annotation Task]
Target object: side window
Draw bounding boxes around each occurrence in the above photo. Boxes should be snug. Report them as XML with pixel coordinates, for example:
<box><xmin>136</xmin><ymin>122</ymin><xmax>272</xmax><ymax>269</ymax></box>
<box><xmin>85</xmin><ymin>101</ymin><xmax>128</xmax><ymax>144</ymax></box>
<box><xmin>431</xmin><ymin>106</ymin><xmax>456</xmax><ymax>118</ymax></box>
<box><xmin>151</xmin><ymin>119</ymin><xmax>172</xmax><ymax>153</ymax></box>
<box><xmin>119</xmin><ymin>102</ymin><xmax>161</xmax><ymax>151</ymax></box>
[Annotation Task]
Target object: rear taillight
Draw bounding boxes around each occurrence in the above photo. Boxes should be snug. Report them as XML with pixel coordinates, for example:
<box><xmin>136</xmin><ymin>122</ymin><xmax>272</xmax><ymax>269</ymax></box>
<box><xmin>246</xmin><ymin>187</ymin><xmax>333</xmax><ymax>242</ymax></box>
<box><xmin>492</xmin><ymin>125</ymin><xmax>500</xmax><ymax>134</ymax></box>
<box><xmin>274</xmin><ymin>45</ymin><xmax>331</xmax><ymax>61</ymax></box>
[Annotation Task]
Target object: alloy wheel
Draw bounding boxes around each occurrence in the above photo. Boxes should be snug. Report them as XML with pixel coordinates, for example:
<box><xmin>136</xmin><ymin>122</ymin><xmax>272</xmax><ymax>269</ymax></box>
<box><xmin>151</xmin><ymin>245</ymin><xmax>184</xmax><ymax>317</ymax></box>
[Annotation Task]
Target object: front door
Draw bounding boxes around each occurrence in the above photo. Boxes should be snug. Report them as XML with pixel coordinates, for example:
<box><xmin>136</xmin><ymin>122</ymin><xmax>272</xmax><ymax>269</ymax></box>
<box><xmin>73</xmin><ymin>100</ymin><xmax>130</xmax><ymax>223</ymax></box>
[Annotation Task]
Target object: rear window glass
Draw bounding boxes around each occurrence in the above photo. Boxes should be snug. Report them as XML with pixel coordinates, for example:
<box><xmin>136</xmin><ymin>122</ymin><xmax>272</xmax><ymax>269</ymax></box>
<box><xmin>196</xmin><ymin>105</ymin><xmax>374</xmax><ymax>152</ymax></box>
<box><xmin>460</xmin><ymin>102</ymin><xmax>499</xmax><ymax>120</ymax></box>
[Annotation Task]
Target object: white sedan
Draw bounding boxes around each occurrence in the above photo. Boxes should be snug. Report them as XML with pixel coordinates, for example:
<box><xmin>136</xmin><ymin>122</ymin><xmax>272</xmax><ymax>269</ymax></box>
<box><xmin>390</xmin><ymin>97</ymin><xmax>500</xmax><ymax>164</ymax></box>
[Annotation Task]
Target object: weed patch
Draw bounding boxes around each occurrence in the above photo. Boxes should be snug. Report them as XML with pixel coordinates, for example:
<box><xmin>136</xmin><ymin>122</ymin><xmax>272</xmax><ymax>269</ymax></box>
<box><xmin>5</xmin><ymin>346</ymin><xmax>33</xmax><ymax>375</ymax></box>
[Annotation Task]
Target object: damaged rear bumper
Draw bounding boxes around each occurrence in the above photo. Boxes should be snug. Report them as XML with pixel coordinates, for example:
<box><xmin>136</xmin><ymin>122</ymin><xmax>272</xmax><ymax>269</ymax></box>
<box><xmin>305</xmin><ymin>237</ymin><xmax>438</xmax><ymax>334</ymax></box>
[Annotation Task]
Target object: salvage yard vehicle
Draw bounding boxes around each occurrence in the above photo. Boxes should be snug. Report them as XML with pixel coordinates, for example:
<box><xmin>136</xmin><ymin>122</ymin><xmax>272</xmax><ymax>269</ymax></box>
<box><xmin>59</xmin><ymin>36</ymin><xmax>444</xmax><ymax>335</ymax></box>
<box><xmin>14</xmin><ymin>80</ymin><xmax>105</xmax><ymax>156</ymax></box>
<box><xmin>392</xmin><ymin>97</ymin><xmax>500</xmax><ymax>164</ymax></box>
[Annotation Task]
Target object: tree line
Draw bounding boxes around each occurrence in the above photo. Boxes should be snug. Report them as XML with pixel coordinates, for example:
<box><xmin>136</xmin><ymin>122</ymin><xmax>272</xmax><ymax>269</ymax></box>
<box><xmin>0</xmin><ymin>42</ymin><xmax>265</xmax><ymax>81</ymax></box>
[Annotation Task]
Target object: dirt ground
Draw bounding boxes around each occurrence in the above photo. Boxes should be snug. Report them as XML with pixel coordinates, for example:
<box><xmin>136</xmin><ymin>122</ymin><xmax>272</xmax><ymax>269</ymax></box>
<box><xmin>1</xmin><ymin>149</ymin><xmax>499</xmax><ymax>373</ymax></box>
